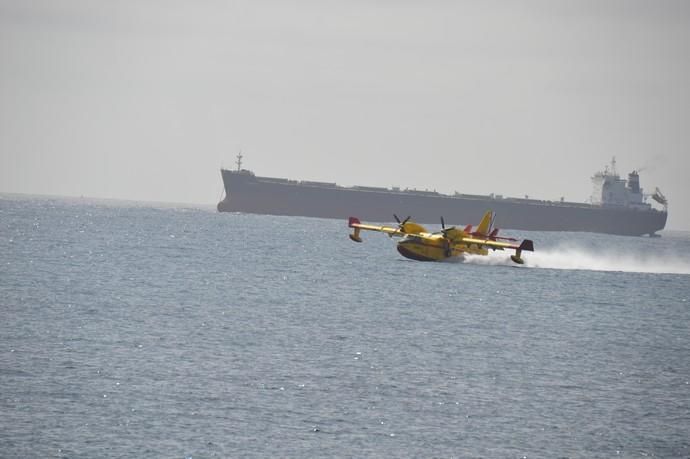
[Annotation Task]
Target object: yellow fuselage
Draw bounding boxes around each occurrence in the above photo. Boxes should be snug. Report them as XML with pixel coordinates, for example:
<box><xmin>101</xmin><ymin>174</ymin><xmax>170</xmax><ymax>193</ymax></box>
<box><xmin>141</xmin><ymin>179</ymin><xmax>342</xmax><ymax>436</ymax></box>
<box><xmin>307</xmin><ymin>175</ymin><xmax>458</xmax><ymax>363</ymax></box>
<box><xmin>396</xmin><ymin>233</ymin><xmax>488</xmax><ymax>262</ymax></box>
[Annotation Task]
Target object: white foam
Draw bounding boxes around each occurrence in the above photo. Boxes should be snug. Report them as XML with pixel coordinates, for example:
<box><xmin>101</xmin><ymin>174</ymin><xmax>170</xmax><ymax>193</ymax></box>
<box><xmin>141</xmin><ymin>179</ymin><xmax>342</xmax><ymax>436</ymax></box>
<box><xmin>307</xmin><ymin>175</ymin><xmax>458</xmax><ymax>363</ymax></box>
<box><xmin>462</xmin><ymin>246</ymin><xmax>690</xmax><ymax>275</ymax></box>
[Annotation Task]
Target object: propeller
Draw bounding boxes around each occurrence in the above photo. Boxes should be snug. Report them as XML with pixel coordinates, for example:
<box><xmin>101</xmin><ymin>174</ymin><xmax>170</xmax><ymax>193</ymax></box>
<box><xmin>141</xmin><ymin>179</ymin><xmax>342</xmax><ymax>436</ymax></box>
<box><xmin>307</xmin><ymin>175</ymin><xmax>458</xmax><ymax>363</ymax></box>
<box><xmin>391</xmin><ymin>214</ymin><xmax>411</xmax><ymax>237</ymax></box>
<box><xmin>440</xmin><ymin>216</ymin><xmax>456</xmax><ymax>238</ymax></box>
<box><xmin>394</xmin><ymin>214</ymin><xmax>411</xmax><ymax>226</ymax></box>
<box><xmin>440</xmin><ymin>216</ymin><xmax>457</xmax><ymax>231</ymax></box>
<box><xmin>440</xmin><ymin>216</ymin><xmax>454</xmax><ymax>257</ymax></box>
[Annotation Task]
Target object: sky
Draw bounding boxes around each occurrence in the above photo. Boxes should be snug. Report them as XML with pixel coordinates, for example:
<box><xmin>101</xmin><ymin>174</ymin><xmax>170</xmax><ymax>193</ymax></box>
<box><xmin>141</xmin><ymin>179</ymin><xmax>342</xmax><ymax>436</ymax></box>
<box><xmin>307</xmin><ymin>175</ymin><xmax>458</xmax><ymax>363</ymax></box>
<box><xmin>1</xmin><ymin>0</ymin><xmax>689</xmax><ymax>229</ymax></box>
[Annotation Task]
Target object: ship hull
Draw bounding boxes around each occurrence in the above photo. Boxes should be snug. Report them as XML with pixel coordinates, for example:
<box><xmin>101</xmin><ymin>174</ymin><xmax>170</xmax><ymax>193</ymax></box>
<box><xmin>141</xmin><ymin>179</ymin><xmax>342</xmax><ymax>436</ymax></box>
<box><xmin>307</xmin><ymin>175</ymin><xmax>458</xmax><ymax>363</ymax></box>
<box><xmin>218</xmin><ymin>170</ymin><xmax>667</xmax><ymax>236</ymax></box>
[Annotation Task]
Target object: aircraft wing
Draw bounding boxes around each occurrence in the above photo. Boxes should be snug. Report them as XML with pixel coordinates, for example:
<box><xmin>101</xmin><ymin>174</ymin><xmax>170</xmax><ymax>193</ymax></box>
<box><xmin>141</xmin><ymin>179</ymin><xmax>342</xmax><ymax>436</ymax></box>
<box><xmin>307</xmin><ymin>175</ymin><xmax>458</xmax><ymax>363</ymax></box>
<box><xmin>458</xmin><ymin>236</ymin><xmax>534</xmax><ymax>252</ymax></box>
<box><xmin>352</xmin><ymin>223</ymin><xmax>404</xmax><ymax>236</ymax></box>
<box><xmin>348</xmin><ymin>217</ymin><xmax>404</xmax><ymax>241</ymax></box>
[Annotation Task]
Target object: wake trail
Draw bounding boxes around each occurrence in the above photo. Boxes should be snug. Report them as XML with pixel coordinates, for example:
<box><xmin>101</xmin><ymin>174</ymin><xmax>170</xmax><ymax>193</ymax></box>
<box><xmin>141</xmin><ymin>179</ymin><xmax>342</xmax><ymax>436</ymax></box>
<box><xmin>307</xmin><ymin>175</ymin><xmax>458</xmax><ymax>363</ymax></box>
<box><xmin>462</xmin><ymin>246</ymin><xmax>690</xmax><ymax>275</ymax></box>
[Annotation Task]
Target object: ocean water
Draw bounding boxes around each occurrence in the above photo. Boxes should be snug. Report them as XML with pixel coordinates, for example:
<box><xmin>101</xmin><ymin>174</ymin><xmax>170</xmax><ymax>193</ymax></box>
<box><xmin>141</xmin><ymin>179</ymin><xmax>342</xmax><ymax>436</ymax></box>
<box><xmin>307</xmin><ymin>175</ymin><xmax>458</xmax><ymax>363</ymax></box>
<box><xmin>1</xmin><ymin>194</ymin><xmax>689</xmax><ymax>458</ymax></box>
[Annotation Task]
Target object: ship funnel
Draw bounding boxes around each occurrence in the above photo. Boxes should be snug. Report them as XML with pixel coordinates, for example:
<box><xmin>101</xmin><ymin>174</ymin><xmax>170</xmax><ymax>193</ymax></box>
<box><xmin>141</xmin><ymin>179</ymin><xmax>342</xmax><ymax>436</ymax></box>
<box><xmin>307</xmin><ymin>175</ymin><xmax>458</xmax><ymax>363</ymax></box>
<box><xmin>628</xmin><ymin>171</ymin><xmax>640</xmax><ymax>194</ymax></box>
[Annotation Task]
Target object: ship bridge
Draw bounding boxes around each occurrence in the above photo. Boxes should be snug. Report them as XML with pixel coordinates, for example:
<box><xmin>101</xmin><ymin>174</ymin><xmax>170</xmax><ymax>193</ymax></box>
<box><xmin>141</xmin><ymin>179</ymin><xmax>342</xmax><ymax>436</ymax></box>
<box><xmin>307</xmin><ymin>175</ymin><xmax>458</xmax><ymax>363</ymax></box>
<box><xmin>591</xmin><ymin>158</ymin><xmax>650</xmax><ymax>209</ymax></box>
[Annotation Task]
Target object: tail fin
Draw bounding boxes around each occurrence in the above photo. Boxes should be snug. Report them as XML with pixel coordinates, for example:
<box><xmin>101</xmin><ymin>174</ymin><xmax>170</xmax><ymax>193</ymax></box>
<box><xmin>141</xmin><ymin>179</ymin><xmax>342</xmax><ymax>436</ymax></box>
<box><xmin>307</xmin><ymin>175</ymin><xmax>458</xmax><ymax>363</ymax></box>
<box><xmin>475</xmin><ymin>211</ymin><xmax>493</xmax><ymax>237</ymax></box>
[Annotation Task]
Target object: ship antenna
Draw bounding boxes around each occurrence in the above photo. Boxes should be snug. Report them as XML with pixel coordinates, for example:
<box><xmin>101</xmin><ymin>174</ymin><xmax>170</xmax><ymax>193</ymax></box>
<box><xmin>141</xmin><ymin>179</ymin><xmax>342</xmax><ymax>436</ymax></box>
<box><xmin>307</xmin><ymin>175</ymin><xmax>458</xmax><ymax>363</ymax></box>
<box><xmin>611</xmin><ymin>156</ymin><xmax>617</xmax><ymax>176</ymax></box>
<box><xmin>236</xmin><ymin>152</ymin><xmax>243</xmax><ymax>172</ymax></box>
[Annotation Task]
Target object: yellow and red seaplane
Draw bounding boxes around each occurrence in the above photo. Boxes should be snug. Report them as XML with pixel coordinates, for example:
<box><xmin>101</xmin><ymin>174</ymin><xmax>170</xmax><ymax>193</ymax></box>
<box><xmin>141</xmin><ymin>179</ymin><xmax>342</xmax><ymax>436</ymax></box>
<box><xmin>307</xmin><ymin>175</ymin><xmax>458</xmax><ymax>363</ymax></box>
<box><xmin>348</xmin><ymin>211</ymin><xmax>534</xmax><ymax>264</ymax></box>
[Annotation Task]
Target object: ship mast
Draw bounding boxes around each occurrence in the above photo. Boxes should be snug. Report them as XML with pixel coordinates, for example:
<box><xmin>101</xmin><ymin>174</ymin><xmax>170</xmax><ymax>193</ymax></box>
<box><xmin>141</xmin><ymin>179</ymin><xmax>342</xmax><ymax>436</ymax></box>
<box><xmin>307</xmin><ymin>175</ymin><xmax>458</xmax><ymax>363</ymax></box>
<box><xmin>236</xmin><ymin>152</ymin><xmax>243</xmax><ymax>172</ymax></box>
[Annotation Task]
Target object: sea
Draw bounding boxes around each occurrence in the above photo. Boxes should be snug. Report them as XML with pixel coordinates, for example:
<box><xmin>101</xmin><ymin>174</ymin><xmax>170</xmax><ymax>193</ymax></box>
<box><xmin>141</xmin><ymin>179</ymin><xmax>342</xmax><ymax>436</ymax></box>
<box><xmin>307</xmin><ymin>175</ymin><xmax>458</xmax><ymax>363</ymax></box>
<box><xmin>1</xmin><ymin>194</ymin><xmax>689</xmax><ymax>458</ymax></box>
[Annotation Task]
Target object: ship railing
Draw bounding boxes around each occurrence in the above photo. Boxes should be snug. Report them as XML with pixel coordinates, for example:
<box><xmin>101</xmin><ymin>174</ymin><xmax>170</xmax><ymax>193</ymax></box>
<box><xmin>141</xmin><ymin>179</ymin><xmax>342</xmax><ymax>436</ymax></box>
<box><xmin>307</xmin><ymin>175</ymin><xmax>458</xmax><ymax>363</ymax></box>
<box><xmin>352</xmin><ymin>185</ymin><xmax>389</xmax><ymax>192</ymax></box>
<box><xmin>301</xmin><ymin>180</ymin><xmax>337</xmax><ymax>187</ymax></box>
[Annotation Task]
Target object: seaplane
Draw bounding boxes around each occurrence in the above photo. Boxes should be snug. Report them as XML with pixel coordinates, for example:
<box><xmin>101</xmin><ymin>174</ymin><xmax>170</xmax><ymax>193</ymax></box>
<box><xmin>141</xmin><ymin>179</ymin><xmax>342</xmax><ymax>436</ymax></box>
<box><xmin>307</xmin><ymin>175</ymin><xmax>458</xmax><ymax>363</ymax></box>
<box><xmin>348</xmin><ymin>211</ymin><xmax>534</xmax><ymax>264</ymax></box>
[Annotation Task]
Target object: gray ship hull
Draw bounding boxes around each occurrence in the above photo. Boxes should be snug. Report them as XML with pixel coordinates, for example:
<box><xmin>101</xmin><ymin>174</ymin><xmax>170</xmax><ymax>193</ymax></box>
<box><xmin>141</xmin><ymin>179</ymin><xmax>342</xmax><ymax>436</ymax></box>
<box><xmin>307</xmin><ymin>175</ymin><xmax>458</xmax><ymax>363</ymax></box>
<box><xmin>218</xmin><ymin>169</ymin><xmax>667</xmax><ymax>236</ymax></box>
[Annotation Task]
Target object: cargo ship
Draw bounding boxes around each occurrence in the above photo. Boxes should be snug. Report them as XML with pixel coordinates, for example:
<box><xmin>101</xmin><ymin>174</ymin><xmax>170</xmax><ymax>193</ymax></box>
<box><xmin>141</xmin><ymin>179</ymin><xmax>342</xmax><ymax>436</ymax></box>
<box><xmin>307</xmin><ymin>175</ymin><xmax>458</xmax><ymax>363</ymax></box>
<box><xmin>218</xmin><ymin>155</ymin><xmax>668</xmax><ymax>236</ymax></box>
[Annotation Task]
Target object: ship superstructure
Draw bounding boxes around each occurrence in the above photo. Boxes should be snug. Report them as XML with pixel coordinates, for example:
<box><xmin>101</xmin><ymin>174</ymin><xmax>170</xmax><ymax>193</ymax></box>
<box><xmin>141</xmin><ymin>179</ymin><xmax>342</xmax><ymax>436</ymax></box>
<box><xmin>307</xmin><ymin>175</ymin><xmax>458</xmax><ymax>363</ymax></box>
<box><xmin>590</xmin><ymin>157</ymin><xmax>650</xmax><ymax>209</ymax></box>
<box><xmin>218</xmin><ymin>156</ymin><xmax>667</xmax><ymax>236</ymax></box>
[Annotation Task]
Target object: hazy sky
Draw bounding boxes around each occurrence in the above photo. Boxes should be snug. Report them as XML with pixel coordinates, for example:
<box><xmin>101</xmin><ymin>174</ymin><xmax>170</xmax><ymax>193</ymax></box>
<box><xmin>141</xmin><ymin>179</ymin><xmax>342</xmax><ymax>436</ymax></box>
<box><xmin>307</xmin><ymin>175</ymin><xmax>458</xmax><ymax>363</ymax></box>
<box><xmin>1</xmin><ymin>1</ymin><xmax>689</xmax><ymax>229</ymax></box>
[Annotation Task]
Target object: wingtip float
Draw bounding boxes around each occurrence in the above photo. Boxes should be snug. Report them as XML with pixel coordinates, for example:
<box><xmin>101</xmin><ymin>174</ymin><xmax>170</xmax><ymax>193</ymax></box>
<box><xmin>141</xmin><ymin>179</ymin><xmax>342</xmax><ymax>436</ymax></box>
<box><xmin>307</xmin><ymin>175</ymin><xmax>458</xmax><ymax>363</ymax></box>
<box><xmin>348</xmin><ymin>211</ymin><xmax>534</xmax><ymax>264</ymax></box>
<box><xmin>348</xmin><ymin>217</ymin><xmax>363</xmax><ymax>242</ymax></box>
